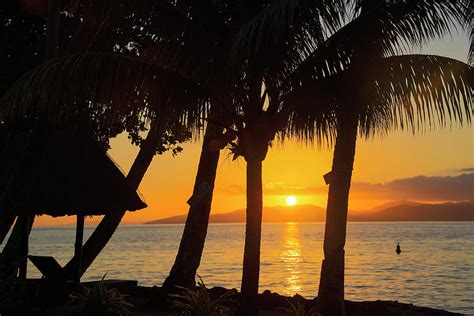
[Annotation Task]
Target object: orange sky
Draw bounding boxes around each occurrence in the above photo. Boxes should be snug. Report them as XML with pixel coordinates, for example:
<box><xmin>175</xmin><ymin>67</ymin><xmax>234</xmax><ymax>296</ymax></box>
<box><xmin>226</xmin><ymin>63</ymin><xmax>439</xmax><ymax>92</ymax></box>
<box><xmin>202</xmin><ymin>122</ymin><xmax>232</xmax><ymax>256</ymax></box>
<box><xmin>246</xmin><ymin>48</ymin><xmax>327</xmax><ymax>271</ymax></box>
<box><xmin>35</xmin><ymin>32</ymin><xmax>473</xmax><ymax>226</ymax></box>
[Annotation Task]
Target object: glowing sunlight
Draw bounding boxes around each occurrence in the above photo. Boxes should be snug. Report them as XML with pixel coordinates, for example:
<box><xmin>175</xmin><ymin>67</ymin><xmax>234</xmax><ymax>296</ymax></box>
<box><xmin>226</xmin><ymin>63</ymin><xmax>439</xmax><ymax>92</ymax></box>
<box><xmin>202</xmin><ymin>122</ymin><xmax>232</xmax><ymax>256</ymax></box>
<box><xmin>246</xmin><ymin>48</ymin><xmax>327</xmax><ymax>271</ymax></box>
<box><xmin>286</xmin><ymin>196</ymin><xmax>297</xmax><ymax>206</ymax></box>
<box><xmin>281</xmin><ymin>222</ymin><xmax>302</xmax><ymax>295</ymax></box>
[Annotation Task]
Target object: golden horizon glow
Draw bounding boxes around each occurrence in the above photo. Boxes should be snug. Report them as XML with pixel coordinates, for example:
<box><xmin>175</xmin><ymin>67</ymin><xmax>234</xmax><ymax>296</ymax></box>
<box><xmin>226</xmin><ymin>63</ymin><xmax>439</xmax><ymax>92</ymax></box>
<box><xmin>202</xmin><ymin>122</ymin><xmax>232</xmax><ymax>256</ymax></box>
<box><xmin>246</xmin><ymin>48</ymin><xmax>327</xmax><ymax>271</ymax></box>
<box><xmin>286</xmin><ymin>196</ymin><xmax>297</xmax><ymax>206</ymax></box>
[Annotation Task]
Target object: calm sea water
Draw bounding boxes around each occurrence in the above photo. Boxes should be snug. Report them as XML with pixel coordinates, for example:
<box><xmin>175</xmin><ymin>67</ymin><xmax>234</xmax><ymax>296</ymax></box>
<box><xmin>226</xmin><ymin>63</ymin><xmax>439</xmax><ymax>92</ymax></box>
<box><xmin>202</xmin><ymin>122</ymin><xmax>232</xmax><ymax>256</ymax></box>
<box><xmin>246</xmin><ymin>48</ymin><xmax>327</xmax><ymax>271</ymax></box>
<box><xmin>6</xmin><ymin>222</ymin><xmax>474</xmax><ymax>314</ymax></box>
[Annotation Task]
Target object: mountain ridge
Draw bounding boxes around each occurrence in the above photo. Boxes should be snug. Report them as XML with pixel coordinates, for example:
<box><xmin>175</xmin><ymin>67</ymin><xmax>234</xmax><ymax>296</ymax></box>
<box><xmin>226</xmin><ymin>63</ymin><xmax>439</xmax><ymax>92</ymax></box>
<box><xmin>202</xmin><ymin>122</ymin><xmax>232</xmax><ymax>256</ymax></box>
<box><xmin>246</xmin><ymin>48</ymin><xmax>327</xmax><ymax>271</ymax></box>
<box><xmin>144</xmin><ymin>200</ymin><xmax>474</xmax><ymax>224</ymax></box>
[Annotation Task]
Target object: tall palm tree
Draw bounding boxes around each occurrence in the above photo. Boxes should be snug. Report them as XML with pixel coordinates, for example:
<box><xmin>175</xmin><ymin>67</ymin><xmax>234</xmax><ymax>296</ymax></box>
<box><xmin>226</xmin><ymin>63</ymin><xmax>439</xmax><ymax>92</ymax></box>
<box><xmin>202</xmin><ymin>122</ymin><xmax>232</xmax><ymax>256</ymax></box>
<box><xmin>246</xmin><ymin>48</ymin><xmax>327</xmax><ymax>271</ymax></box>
<box><xmin>165</xmin><ymin>0</ymin><xmax>346</xmax><ymax>291</ymax></box>
<box><xmin>284</xmin><ymin>1</ymin><xmax>472</xmax><ymax>314</ymax></box>
<box><xmin>173</xmin><ymin>1</ymin><xmax>346</xmax><ymax>296</ymax></box>
<box><xmin>63</xmin><ymin>1</ymin><xmax>232</xmax><ymax>279</ymax></box>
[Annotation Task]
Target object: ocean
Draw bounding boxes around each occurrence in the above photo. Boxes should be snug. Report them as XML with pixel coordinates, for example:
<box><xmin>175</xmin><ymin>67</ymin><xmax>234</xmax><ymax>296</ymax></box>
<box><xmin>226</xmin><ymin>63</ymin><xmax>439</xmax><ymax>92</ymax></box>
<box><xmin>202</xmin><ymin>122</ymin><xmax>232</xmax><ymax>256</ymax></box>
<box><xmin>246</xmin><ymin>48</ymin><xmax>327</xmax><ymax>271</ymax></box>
<box><xmin>7</xmin><ymin>222</ymin><xmax>474</xmax><ymax>314</ymax></box>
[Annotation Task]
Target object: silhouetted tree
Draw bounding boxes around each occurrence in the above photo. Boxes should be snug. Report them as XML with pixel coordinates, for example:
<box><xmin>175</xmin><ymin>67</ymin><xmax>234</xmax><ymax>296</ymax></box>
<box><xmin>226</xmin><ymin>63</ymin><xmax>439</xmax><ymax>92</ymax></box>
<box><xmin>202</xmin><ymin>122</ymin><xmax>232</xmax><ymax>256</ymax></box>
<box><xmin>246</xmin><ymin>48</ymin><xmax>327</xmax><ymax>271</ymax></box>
<box><xmin>62</xmin><ymin>1</ymin><xmax>230</xmax><ymax>279</ymax></box>
<box><xmin>163</xmin><ymin>1</ymin><xmax>346</xmax><ymax>296</ymax></box>
<box><xmin>284</xmin><ymin>1</ymin><xmax>472</xmax><ymax>314</ymax></box>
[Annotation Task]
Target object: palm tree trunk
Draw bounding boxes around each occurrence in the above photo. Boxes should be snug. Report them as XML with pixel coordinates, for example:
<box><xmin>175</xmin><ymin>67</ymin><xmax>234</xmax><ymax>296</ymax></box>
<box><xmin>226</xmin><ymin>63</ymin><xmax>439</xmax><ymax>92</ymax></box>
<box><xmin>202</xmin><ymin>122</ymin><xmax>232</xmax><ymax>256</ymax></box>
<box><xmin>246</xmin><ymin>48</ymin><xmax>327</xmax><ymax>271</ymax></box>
<box><xmin>241</xmin><ymin>159</ymin><xmax>263</xmax><ymax>297</ymax></box>
<box><xmin>318</xmin><ymin>113</ymin><xmax>358</xmax><ymax>316</ymax></box>
<box><xmin>62</xmin><ymin>128</ymin><xmax>160</xmax><ymax>277</ymax></box>
<box><xmin>163</xmin><ymin>124</ymin><xmax>223</xmax><ymax>289</ymax></box>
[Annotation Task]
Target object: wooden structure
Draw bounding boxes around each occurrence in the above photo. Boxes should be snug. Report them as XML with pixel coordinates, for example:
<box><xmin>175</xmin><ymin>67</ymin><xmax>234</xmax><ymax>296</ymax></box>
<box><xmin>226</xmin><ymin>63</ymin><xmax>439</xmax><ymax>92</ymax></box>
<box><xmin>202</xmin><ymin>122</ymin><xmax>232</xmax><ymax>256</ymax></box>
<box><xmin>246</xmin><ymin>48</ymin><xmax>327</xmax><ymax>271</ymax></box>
<box><xmin>0</xmin><ymin>125</ymin><xmax>147</xmax><ymax>282</ymax></box>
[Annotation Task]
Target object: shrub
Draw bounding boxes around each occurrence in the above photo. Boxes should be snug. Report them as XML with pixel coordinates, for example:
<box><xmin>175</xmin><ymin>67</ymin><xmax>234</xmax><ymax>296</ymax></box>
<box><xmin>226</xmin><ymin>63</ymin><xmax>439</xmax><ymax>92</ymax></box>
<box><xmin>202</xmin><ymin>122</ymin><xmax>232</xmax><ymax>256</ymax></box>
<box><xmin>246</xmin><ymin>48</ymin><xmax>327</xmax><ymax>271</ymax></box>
<box><xmin>69</xmin><ymin>274</ymin><xmax>133</xmax><ymax>315</ymax></box>
<box><xmin>168</xmin><ymin>275</ymin><xmax>238</xmax><ymax>316</ymax></box>
<box><xmin>278</xmin><ymin>299</ymin><xmax>320</xmax><ymax>316</ymax></box>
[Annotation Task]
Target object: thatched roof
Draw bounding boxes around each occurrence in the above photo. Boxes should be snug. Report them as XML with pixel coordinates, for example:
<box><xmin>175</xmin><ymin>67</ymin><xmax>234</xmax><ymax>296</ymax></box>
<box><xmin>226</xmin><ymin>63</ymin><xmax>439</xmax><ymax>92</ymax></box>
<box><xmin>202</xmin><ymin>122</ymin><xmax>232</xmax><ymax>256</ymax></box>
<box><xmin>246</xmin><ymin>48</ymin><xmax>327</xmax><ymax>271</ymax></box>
<box><xmin>0</xmin><ymin>125</ymin><xmax>146</xmax><ymax>217</ymax></box>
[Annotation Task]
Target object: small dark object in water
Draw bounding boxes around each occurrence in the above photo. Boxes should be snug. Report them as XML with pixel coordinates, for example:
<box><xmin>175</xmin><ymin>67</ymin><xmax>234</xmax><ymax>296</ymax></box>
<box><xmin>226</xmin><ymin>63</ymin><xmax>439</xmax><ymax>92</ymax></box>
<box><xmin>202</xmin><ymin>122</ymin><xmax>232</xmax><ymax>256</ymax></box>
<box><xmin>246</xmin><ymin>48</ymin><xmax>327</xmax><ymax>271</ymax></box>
<box><xmin>396</xmin><ymin>243</ymin><xmax>401</xmax><ymax>255</ymax></box>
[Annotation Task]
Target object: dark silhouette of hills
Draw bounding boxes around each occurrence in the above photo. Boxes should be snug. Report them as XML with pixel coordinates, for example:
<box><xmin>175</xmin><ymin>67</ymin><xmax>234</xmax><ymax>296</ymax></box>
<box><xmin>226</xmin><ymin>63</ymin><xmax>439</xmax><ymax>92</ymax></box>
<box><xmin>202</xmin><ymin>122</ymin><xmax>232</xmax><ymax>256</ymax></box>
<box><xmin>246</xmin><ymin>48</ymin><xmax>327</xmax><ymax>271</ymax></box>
<box><xmin>364</xmin><ymin>200</ymin><xmax>422</xmax><ymax>212</ymax></box>
<box><xmin>351</xmin><ymin>201</ymin><xmax>474</xmax><ymax>221</ymax></box>
<box><xmin>144</xmin><ymin>201</ymin><xmax>474</xmax><ymax>224</ymax></box>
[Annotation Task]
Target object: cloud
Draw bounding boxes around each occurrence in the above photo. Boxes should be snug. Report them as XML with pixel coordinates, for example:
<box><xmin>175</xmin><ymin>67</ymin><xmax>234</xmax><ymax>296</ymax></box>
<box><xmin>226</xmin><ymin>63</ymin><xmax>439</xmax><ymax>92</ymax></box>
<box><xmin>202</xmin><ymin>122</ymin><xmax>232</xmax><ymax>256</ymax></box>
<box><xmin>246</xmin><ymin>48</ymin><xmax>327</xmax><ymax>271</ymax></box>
<box><xmin>456</xmin><ymin>167</ymin><xmax>474</xmax><ymax>173</ymax></box>
<box><xmin>218</xmin><ymin>173</ymin><xmax>474</xmax><ymax>202</ymax></box>
<box><xmin>349</xmin><ymin>173</ymin><xmax>474</xmax><ymax>201</ymax></box>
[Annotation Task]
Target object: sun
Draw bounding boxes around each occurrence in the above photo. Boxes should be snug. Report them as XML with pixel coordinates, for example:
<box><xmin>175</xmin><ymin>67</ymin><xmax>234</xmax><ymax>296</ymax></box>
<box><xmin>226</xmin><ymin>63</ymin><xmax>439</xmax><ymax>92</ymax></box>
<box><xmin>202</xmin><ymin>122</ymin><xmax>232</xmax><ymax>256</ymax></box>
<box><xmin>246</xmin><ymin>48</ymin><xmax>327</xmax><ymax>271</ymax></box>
<box><xmin>286</xmin><ymin>196</ymin><xmax>297</xmax><ymax>206</ymax></box>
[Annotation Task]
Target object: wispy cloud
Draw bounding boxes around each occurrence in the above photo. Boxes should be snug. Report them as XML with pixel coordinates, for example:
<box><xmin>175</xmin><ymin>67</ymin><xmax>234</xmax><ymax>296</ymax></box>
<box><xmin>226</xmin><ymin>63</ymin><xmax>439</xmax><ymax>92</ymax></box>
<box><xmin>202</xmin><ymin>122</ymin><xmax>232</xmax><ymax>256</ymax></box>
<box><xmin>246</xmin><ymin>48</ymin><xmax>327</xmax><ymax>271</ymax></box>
<box><xmin>456</xmin><ymin>167</ymin><xmax>474</xmax><ymax>173</ymax></box>
<box><xmin>217</xmin><ymin>173</ymin><xmax>474</xmax><ymax>202</ymax></box>
<box><xmin>349</xmin><ymin>173</ymin><xmax>474</xmax><ymax>201</ymax></box>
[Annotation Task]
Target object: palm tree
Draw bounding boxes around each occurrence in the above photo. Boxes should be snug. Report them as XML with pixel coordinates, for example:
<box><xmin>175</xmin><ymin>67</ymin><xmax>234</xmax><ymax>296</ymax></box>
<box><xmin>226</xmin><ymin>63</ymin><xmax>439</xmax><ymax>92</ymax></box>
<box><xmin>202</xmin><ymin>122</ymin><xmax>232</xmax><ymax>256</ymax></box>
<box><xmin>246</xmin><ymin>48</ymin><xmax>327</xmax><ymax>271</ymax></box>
<box><xmin>162</xmin><ymin>115</ymin><xmax>224</xmax><ymax>288</ymax></box>
<box><xmin>165</xmin><ymin>0</ymin><xmax>346</xmax><ymax>291</ymax></box>
<box><xmin>283</xmin><ymin>1</ymin><xmax>472</xmax><ymax>314</ymax></box>
<box><xmin>64</xmin><ymin>1</ymin><xmax>232</xmax><ymax>279</ymax></box>
<box><xmin>170</xmin><ymin>1</ymin><xmax>346</xmax><ymax>296</ymax></box>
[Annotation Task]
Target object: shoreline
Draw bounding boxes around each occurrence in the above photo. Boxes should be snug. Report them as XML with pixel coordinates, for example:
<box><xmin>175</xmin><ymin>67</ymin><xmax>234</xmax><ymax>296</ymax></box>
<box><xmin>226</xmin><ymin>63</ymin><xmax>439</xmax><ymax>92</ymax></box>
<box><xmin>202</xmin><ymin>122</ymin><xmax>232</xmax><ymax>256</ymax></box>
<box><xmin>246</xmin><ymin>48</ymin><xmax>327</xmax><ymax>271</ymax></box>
<box><xmin>30</xmin><ymin>220</ymin><xmax>474</xmax><ymax>229</ymax></box>
<box><xmin>133</xmin><ymin>286</ymin><xmax>466</xmax><ymax>316</ymax></box>
<box><xmin>1</xmin><ymin>280</ymin><xmax>464</xmax><ymax>315</ymax></box>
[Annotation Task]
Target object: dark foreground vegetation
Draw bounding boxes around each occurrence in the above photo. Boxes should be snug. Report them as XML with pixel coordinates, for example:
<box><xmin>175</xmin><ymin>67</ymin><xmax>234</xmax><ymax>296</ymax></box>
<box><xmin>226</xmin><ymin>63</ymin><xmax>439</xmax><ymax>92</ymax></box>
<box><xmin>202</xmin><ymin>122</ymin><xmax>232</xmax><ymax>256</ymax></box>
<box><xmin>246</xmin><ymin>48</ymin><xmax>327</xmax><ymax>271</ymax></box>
<box><xmin>0</xmin><ymin>277</ymin><xmax>462</xmax><ymax>316</ymax></box>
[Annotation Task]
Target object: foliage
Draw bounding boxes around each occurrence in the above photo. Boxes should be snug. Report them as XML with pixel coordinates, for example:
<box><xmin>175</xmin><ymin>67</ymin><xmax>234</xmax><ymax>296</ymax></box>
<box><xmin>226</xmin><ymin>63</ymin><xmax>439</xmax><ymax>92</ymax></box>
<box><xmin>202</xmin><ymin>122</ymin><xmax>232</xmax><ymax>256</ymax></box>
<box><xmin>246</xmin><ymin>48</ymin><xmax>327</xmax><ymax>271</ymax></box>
<box><xmin>3</xmin><ymin>0</ymin><xmax>471</xmax><ymax>148</ymax></box>
<box><xmin>0</xmin><ymin>3</ymin><xmax>193</xmax><ymax>154</ymax></box>
<box><xmin>277</xmin><ymin>299</ymin><xmax>320</xmax><ymax>316</ymax></box>
<box><xmin>168</xmin><ymin>275</ymin><xmax>238</xmax><ymax>316</ymax></box>
<box><xmin>69</xmin><ymin>274</ymin><xmax>133</xmax><ymax>315</ymax></box>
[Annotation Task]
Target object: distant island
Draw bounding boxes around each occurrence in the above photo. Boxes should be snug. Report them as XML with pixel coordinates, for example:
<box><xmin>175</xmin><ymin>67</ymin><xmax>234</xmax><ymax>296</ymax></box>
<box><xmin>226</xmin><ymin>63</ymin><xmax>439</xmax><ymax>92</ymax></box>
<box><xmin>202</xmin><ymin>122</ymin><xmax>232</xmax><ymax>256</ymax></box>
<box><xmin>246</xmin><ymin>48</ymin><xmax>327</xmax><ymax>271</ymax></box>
<box><xmin>144</xmin><ymin>200</ymin><xmax>474</xmax><ymax>224</ymax></box>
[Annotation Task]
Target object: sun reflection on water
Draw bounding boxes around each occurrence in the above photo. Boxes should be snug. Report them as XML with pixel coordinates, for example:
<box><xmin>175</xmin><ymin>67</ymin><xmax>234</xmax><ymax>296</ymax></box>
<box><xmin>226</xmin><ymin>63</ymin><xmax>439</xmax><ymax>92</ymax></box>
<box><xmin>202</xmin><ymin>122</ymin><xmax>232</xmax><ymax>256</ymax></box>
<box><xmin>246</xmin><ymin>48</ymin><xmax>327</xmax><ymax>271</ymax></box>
<box><xmin>281</xmin><ymin>222</ymin><xmax>302</xmax><ymax>295</ymax></box>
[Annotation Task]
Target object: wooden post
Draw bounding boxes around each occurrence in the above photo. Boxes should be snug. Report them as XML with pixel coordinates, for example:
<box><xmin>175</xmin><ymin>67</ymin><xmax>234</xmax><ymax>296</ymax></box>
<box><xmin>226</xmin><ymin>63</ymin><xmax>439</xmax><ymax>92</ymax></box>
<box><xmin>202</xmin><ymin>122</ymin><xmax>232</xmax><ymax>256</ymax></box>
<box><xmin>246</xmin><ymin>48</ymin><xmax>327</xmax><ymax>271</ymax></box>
<box><xmin>18</xmin><ymin>216</ymin><xmax>31</xmax><ymax>279</ymax></box>
<box><xmin>74</xmin><ymin>215</ymin><xmax>85</xmax><ymax>283</ymax></box>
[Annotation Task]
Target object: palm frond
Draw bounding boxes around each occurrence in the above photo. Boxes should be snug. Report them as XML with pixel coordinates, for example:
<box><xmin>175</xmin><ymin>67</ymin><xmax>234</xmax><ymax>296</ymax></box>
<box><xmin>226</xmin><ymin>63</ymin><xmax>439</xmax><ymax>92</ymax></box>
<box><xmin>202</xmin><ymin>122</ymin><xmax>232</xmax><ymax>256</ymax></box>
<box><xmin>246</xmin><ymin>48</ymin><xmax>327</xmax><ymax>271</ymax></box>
<box><xmin>230</xmin><ymin>0</ymin><xmax>346</xmax><ymax>71</ymax></box>
<box><xmin>76</xmin><ymin>0</ymin><xmax>230</xmax><ymax>89</ymax></box>
<box><xmin>284</xmin><ymin>0</ymin><xmax>467</xmax><ymax>85</ymax></box>
<box><xmin>466</xmin><ymin>1</ymin><xmax>473</xmax><ymax>65</ymax></box>
<box><xmin>357</xmin><ymin>55</ymin><xmax>473</xmax><ymax>136</ymax></box>
<box><xmin>280</xmin><ymin>72</ymin><xmax>339</xmax><ymax>146</ymax></box>
<box><xmin>282</xmin><ymin>55</ymin><xmax>472</xmax><ymax>143</ymax></box>
<box><xmin>0</xmin><ymin>52</ymin><xmax>210</xmax><ymax>132</ymax></box>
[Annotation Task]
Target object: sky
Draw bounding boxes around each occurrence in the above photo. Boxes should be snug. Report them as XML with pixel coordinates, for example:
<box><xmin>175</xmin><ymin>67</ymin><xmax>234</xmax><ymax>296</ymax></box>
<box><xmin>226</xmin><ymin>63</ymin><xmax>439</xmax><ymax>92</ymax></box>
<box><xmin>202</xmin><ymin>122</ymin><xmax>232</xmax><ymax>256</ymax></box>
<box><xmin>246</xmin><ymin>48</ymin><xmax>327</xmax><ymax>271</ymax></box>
<box><xmin>35</xmin><ymin>30</ymin><xmax>473</xmax><ymax>226</ymax></box>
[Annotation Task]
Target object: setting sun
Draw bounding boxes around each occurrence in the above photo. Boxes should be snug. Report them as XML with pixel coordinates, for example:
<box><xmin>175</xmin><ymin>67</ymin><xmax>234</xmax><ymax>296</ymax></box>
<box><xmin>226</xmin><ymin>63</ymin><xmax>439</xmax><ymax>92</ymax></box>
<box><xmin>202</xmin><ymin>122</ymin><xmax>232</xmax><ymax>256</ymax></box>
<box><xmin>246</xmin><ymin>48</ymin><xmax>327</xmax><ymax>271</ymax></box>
<box><xmin>286</xmin><ymin>196</ymin><xmax>297</xmax><ymax>206</ymax></box>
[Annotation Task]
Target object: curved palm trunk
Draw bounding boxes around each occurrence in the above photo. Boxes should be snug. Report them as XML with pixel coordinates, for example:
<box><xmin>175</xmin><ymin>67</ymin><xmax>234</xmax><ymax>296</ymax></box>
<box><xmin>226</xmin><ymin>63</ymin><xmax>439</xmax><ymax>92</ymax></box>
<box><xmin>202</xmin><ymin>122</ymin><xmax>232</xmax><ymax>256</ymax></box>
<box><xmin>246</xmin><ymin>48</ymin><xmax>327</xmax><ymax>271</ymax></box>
<box><xmin>241</xmin><ymin>159</ymin><xmax>263</xmax><ymax>297</ymax></box>
<box><xmin>318</xmin><ymin>113</ymin><xmax>358</xmax><ymax>316</ymax></box>
<box><xmin>62</xmin><ymin>129</ymin><xmax>160</xmax><ymax>277</ymax></box>
<box><xmin>163</xmin><ymin>124</ymin><xmax>223</xmax><ymax>288</ymax></box>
